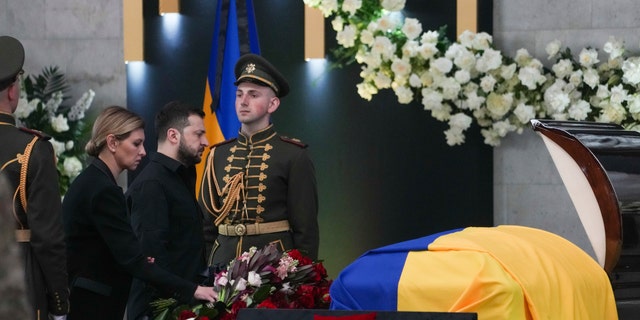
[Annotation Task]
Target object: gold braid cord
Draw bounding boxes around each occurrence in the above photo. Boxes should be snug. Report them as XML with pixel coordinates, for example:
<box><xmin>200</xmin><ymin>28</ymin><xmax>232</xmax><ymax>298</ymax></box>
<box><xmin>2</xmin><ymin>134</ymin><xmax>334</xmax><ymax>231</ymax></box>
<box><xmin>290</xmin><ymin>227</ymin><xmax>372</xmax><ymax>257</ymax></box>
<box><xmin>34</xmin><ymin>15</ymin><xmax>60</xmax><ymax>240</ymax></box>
<box><xmin>201</xmin><ymin>147</ymin><xmax>245</xmax><ymax>226</ymax></box>
<box><xmin>18</xmin><ymin>137</ymin><xmax>38</xmax><ymax>213</ymax></box>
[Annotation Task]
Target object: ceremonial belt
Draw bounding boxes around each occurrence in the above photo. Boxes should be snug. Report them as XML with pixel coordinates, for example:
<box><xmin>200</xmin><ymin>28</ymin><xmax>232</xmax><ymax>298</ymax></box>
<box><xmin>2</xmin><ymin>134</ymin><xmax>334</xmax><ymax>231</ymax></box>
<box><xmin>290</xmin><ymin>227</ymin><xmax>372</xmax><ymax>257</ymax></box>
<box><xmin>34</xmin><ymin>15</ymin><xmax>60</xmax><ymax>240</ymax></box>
<box><xmin>218</xmin><ymin>220</ymin><xmax>290</xmax><ymax>236</ymax></box>
<box><xmin>15</xmin><ymin>229</ymin><xmax>30</xmax><ymax>242</ymax></box>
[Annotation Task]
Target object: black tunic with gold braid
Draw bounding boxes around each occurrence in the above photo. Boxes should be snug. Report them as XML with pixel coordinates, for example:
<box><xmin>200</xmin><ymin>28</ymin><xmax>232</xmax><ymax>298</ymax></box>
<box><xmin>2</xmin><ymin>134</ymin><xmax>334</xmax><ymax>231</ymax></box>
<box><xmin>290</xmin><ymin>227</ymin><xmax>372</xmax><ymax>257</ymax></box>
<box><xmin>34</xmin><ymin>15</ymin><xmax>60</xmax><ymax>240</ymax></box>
<box><xmin>199</xmin><ymin>124</ymin><xmax>319</xmax><ymax>266</ymax></box>
<box><xmin>0</xmin><ymin>112</ymin><xmax>69</xmax><ymax>318</ymax></box>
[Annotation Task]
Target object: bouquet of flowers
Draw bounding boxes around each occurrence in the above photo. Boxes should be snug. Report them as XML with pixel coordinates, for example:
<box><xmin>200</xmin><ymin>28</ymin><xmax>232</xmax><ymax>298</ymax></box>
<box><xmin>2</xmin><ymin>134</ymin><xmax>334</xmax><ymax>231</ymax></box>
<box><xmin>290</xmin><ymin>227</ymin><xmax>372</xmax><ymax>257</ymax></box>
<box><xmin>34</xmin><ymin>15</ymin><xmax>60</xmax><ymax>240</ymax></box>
<box><xmin>151</xmin><ymin>244</ymin><xmax>332</xmax><ymax>320</ymax></box>
<box><xmin>14</xmin><ymin>66</ymin><xmax>95</xmax><ymax>195</ymax></box>
<box><xmin>304</xmin><ymin>0</ymin><xmax>640</xmax><ymax>147</ymax></box>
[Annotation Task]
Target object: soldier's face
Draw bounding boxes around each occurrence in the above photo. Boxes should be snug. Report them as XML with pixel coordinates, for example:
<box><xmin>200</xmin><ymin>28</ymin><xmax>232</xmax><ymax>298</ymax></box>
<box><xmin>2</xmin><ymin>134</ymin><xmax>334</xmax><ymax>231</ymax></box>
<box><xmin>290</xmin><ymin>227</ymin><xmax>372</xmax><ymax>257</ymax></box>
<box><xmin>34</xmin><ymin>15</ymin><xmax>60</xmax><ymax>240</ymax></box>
<box><xmin>177</xmin><ymin>114</ymin><xmax>208</xmax><ymax>166</ymax></box>
<box><xmin>114</xmin><ymin>128</ymin><xmax>146</xmax><ymax>171</ymax></box>
<box><xmin>235</xmin><ymin>82</ymin><xmax>279</xmax><ymax>127</ymax></box>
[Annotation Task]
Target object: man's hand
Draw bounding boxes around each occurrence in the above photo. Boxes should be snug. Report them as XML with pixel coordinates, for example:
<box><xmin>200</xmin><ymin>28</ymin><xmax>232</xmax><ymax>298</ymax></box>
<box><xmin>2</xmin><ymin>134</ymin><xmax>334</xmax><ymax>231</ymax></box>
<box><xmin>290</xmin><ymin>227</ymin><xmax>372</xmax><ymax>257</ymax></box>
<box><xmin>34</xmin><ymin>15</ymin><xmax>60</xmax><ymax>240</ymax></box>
<box><xmin>193</xmin><ymin>286</ymin><xmax>217</xmax><ymax>302</ymax></box>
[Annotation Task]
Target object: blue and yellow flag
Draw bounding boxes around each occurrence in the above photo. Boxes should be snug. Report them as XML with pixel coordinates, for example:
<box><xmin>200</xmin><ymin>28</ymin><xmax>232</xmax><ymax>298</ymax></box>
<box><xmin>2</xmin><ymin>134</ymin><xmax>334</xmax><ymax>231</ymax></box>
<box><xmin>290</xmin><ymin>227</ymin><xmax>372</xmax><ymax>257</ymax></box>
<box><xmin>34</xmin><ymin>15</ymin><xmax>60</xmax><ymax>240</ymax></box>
<box><xmin>330</xmin><ymin>226</ymin><xmax>617</xmax><ymax>320</ymax></box>
<box><xmin>196</xmin><ymin>0</ymin><xmax>260</xmax><ymax>191</ymax></box>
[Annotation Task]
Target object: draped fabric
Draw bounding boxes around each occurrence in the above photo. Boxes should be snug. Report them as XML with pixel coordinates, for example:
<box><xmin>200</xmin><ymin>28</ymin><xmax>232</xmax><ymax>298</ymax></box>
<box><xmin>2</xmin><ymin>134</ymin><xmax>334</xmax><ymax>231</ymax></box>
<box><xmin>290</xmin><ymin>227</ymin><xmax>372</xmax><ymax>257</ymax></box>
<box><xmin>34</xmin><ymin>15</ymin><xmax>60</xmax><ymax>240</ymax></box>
<box><xmin>196</xmin><ymin>0</ymin><xmax>260</xmax><ymax>192</ymax></box>
<box><xmin>330</xmin><ymin>225</ymin><xmax>618</xmax><ymax>320</ymax></box>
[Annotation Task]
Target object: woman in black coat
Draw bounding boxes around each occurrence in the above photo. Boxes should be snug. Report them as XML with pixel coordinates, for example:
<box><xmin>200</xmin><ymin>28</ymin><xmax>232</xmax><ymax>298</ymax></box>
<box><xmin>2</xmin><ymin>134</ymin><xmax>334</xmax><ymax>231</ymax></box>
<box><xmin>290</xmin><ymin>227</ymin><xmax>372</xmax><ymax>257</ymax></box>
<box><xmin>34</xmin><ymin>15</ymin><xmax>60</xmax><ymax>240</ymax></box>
<box><xmin>62</xmin><ymin>106</ymin><xmax>215</xmax><ymax>319</ymax></box>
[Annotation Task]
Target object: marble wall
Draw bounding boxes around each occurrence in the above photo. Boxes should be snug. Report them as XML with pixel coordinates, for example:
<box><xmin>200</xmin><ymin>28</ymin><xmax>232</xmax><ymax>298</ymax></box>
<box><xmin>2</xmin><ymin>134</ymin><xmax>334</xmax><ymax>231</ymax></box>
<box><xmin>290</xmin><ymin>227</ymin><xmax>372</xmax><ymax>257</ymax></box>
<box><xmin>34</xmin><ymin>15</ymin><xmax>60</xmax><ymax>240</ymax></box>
<box><xmin>0</xmin><ymin>0</ymin><xmax>125</xmax><ymax>113</ymax></box>
<box><xmin>492</xmin><ymin>0</ymin><xmax>640</xmax><ymax>257</ymax></box>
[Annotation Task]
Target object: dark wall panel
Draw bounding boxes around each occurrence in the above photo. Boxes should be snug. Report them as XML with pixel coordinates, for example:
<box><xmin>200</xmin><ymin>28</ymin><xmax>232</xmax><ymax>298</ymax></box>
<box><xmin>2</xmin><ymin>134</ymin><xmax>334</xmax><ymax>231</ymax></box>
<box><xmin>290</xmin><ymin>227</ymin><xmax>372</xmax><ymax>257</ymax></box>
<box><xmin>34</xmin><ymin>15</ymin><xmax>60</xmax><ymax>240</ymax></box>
<box><xmin>128</xmin><ymin>0</ymin><xmax>493</xmax><ymax>278</ymax></box>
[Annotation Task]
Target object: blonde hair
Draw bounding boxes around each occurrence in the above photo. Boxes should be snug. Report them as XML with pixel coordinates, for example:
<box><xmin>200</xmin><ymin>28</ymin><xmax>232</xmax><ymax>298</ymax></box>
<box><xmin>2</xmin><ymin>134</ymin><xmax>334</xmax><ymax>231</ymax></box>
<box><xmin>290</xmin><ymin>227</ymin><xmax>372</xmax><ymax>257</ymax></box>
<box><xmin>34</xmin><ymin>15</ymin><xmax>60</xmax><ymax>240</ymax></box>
<box><xmin>85</xmin><ymin>106</ymin><xmax>145</xmax><ymax>157</ymax></box>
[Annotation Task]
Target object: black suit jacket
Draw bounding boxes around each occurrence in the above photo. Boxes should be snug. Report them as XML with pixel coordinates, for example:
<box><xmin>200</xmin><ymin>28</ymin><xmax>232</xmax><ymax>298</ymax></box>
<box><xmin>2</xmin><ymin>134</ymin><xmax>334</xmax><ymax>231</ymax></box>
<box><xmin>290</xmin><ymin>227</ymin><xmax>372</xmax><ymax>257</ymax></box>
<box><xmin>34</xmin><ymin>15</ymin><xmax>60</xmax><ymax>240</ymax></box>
<box><xmin>62</xmin><ymin>158</ymin><xmax>196</xmax><ymax>319</ymax></box>
<box><xmin>126</xmin><ymin>152</ymin><xmax>206</xmax><ymax>320</ymax></box>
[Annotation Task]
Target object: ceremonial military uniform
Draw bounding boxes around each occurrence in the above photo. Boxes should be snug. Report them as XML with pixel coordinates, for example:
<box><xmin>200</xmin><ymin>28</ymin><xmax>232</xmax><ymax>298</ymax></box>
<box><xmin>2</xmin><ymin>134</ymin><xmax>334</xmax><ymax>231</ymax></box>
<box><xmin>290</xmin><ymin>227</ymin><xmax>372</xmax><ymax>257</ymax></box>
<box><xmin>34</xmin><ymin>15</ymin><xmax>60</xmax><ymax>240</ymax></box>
<box><xmin>0</xmin><ymin>35</ymin><xmax>69</xmax><ymax>319</ymax></box>
<box><xmin>199</xmin><ymin>124</ymin><xmax>319</xmax><ymax>266</ymax></box>
<box><xmin>0</xmin><ymin>113</ymin><xmax>70</xmax><ymax>318</ymax></box>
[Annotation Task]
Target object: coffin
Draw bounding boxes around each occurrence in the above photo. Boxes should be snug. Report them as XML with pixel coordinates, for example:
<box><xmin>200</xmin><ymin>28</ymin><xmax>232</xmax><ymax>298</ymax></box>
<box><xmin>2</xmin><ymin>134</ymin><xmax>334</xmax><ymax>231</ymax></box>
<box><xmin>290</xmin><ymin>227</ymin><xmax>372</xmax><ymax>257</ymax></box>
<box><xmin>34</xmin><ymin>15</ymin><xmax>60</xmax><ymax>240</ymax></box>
<box><xmin>530</xmin><ymin>119</ymin><xmax>640</xmax><ymax>302</ymax></box>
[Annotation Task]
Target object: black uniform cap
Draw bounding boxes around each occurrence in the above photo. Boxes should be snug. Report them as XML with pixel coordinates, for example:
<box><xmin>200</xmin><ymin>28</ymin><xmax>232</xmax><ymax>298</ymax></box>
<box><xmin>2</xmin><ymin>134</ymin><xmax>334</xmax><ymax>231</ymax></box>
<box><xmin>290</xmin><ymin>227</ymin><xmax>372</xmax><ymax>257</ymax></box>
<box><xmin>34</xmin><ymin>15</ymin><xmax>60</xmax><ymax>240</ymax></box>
<box><xmin>0</xmin><ymin>36</ymin><xmax>25</xmax><ymax>90</ymax></box>
<box><xmin>234</xmin><ymin>53</ymin><xmax>290</xmax><ymax>98</ymax></box>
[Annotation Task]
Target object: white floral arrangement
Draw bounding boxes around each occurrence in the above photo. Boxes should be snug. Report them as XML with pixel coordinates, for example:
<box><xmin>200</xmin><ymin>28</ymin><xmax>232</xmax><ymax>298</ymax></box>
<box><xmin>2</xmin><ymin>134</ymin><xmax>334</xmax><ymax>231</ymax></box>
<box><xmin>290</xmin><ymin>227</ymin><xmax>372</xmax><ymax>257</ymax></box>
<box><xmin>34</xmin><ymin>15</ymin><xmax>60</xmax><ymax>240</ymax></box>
<box><xmin>15</xmin><ymin>66</ymin><xmax>95</xmax><ymax>195</ymax></box>
<box><xmin>304</xmin><ymin>0</ymin><xmax>640</xmax><ymax>146</ymax></box>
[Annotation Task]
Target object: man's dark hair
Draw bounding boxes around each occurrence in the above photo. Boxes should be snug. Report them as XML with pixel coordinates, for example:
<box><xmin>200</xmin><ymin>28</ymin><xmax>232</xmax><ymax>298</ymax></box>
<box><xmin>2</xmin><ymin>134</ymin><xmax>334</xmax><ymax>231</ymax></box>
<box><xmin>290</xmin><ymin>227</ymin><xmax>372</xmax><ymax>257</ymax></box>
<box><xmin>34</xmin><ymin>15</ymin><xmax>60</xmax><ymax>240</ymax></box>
<box><xmin>154</xmin><ymin>101</ymin><xmax>205</xmax><ymax>142</ymax></box>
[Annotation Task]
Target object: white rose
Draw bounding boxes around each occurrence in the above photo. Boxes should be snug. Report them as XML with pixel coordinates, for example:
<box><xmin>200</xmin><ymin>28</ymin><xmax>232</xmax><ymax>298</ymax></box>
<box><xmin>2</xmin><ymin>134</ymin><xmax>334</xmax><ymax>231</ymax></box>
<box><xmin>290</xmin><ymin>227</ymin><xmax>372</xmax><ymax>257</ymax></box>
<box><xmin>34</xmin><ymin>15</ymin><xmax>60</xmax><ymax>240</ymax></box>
<box><xmin>14</xmin><ymin>98</ymin><xmax>37</xmax><ymax>119</ymax></box>
<box><xmin>475</xmin><ymin>48</ymin><xmax>503</xmax><ymax>73</ymax></box>
<box><xmin>373</xmin><ymin>72</ymin><xmax>392</xmax><ymax>89</ymax></box>
<box><xmin>583</xmin><ymin>68</ymin><xmax>600</xmax><ymax>89</ymax></box>
<box><xmin>486</xmin><ymin>92</ymin><xmax>513</xmax><ymax>119</ymax></box>
<box><xmin>568</xmin><ymin>100</ymin><xmax>591</xmax><ymax>120</ymax></box>
<box><xmin>420</xmin><ymin>30</ymin><xmax>439</xmax><ymax>44</ymax></box>
<box><xmin>402</xmin><ymin>18</ymin><xmax>422</xmax><ymax>40</ymax></box>
<box><xmin>439</xmin><ymin>77</ymin><xmax>462</xmax><ymax>100</ymax></box>
<box><xmin>318</xmin><ymin>0</ymin><xmax>338</xmax><ymax>17</ymax></box>
<box><xmin>408</xmin><ymin>73</ymin><xmax>422</xmax><ymax>88</ymax></box>
<box><xmin>391</xmin><ymin>58</ymin><xmax>412</xmax><ymax>76</ymax></box>
<box><xmin>381</xmin><ymin>0</ymin><xmax>405</xmax><ymax>11</ymax></box>
<box><xmin>421</xmin><ymin>88</ymin><xmax>444</xmax><ymax>111</ymax></box>
<box><xmin>62</xmin><ymin>156</ymin><xmax>83</xmax><ymax>178</ymax></box>
<box><xmin>394</xmin><ymin>86</ymin><xmax>413</xmax><ymax>104</ymax></box>
<box><xmin>579</xmin><ymin>48</ymin><xmax>599</xmax><ymax>68</ymax></box>
<box><xmin>444</xmin><ymin>128</ymin><xmax>466</xmax><ymax>146</ymax></box>
<box><xmin>50</xmin><ymin>114</ymin><xmax>70</xmax><ymax>132</ymax></box>
<box><xmin>66</xmin><ymin>140</ymin><xmax>75</xmax><ymax>150</ymax></box>
<box><xmin>356</xmin><ymin>82</ymin><xmax>377</xmax><ymax>101</ymax></box>
<box><xmin>341</xmin><ymin>0</ymin><xmax>362</xmax><ymax>15</ymax></box>
<box><xmin>49</xmin><ymin>138</ymin><xmax>66</xmax><ymax>156</ymax></box>
<box><xmin>464</xmin><ymin>91</ymin><xmax>486</xmax><ymax>111</ymax></box>
<box><xmin>603</xmin><ymin>36</ymin><xmax>624</xmax><ymax>60</ymax></box>
<box><xmin>472</xmin><ymin>32</ymin><xmax>493</xmax><ymax>50</ymax></box>
<box><xmin>480</xmin><ymin>75</ymin><xmax>497</xmax><ymax>93</ymax></box>
<box><xmin>513</xmin><ymin>103</ymin><xmax>536</xmax><ymax>125</ymax></box>
<box><xmin>551</xmin><ymin>59</ymin><xmax>574</xmax><ymax>79</ymax></box>
<box><xmin>431</xmin><ymin>57</ymin><xmax>453</xmax><ymax>74</ymax></box>
<box><xmin>336</xmin><ymin>24</ymin><xmax>357</xmax><ymax>48</ymax></box>
<box><xmin>377</xmin><ymin>14</ymin><xmax>398</xmax><ymax>32</ymax></box>
<box><xmin>518</xmin><ymin>66</ymin><xmax>546</xmax><ymax>90</ymax></box>
<box><xmin>458</xmin><ymin>30</ymin><xmax>475</xmax><ymax>48</ymax></box>
<box><xmin>360</xmin><ymin>29</ymin><xmax>374</xmax><ymax>45</ymax></box>
<box><xmin>247</xmin><ymin>271</ymin><xmax>262</xmax><ymax>287</ymax></box>
<box><xmin>331</xmin><ymin>16</ymin><xmax>344</xmax><ymax>31</ymax></box>
<box><xmin>622</xmin><ymin>57</ymin><xmax>640</xmax><ymax>85</ymax></box>
<box><xmin>401</xmin><ymin>40</ymin><xmax>419</xmax><ymax>58</ymax></box>
<box><xmin>449</xmin><ymin>112</ymin><xmax>472</xmax><ymax>130</ymax></box>
<box><xmin>545</xmin><ymin>39</ymin><xmax>562</xmax><ymax>59</ymax></box>
<box><xmin>418</xmin><ymin>42</ymin><xmax>438</xmax><ymax>60</ymax></box>
<box><xmin>454</xmin><ymin>70</ymin><xmax>471</xmax><ymax>84</ymax></box>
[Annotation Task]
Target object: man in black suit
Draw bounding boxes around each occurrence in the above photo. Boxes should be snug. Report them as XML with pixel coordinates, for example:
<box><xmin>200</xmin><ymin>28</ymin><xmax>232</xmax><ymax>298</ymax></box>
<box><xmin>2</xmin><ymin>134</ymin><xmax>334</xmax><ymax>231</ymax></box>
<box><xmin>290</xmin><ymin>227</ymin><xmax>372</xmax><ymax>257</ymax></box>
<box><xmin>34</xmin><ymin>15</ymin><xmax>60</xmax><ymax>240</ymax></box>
<box><xmin>126</xmin><ymin>101</ymin><xmax>210</xmax><ymax>319</ymax></box>
<box><xmin>0</xmin><ymin>35</ymin><xmax>69</xmax><ymax>319</ymax></box>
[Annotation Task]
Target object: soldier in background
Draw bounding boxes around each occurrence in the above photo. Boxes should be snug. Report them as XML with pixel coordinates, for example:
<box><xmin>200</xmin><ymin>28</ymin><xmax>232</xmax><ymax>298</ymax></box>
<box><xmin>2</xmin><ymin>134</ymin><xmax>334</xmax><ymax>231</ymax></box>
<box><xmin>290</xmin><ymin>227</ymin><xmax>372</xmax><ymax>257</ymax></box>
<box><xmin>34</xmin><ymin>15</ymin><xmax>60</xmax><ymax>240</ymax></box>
<box><xmin>0</xmin><ymin>35</ymin><xmax>69</xmax><ymax>320</ymax></box>
<box><xmin>0</xmin><ymin>173</ymin><xmax>31</xmax><ymax>318</ymax></box>
<box><xmin>199</xmin><ymin>53</ymin><xmax>319</xmax><ymax>267</ymax></box>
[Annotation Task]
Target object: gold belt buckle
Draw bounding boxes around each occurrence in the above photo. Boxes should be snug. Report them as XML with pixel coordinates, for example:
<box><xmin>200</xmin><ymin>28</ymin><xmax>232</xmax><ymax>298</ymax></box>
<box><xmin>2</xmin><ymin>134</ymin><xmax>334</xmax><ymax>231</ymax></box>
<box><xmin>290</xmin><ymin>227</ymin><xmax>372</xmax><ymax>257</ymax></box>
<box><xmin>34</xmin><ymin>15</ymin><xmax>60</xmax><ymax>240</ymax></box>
<box><xmin>234</xmin><ymin>224</ymin><xmax>247</xmax><ymax>236</ymax></box>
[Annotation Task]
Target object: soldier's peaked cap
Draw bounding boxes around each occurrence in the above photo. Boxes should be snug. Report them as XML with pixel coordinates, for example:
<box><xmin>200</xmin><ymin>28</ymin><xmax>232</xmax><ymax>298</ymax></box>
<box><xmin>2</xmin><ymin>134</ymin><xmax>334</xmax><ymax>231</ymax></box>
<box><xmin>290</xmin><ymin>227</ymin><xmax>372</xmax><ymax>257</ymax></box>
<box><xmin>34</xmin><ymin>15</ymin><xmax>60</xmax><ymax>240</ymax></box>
<box><xmin>234</xmin><ymin>53</ymin><xmax>290</xmax><ymax>98</ymax></box>
<box><xmin>0</xmin><ymin>36</ymin><xmax>25</xmax><ymax>84</ymax></box>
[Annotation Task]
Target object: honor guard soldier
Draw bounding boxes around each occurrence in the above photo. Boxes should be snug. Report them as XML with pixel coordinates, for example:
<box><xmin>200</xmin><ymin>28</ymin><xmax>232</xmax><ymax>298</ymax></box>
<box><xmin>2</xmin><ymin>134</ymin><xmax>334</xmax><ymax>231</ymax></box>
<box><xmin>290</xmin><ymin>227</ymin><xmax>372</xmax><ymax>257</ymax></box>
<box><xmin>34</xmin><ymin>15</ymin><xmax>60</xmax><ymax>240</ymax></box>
<box><xmin>199</xmin><ymin>53</ymin><xmax>319</xmax><ymax>267</ymax></box>
<box><xmin>0</xmin><ymin>36</ymin><xmax>70</xmax><ymax>320</ymax></box>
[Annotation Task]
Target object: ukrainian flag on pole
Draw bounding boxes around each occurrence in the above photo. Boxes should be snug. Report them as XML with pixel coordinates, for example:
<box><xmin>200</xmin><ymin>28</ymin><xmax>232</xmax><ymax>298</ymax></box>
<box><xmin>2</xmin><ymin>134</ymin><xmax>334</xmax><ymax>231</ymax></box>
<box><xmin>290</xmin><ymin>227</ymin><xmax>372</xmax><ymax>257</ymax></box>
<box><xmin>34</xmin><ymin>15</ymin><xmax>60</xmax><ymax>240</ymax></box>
<box><xmin>196</xmin><ymin>0</ymin><xmax>260</xmax><ymax>191</ymax></box>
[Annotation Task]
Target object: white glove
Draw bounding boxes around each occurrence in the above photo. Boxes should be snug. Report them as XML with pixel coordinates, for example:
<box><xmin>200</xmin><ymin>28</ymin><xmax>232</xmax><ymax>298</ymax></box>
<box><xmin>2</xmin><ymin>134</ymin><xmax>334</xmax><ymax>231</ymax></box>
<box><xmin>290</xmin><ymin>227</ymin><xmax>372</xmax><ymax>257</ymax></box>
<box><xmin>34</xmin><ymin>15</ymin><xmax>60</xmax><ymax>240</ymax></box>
<box><xmin>50</xmin><ymin>315</ymin><xmax>67</xmax><ymax>320</ymax></box>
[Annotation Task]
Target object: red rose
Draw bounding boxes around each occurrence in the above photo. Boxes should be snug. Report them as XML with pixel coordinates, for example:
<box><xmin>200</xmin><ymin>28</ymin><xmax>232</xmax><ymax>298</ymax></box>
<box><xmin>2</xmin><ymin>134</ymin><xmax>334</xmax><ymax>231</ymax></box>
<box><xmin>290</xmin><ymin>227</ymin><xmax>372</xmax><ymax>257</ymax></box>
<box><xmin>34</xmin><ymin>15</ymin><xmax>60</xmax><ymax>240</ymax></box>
<box><xmin>287</xmin><ymin>250</ymin><xmax>313</xmax><ymax>266</ymax></box>
<box><xmin>178</xmin><ymin>310</ymin><xmax>197</xmax><ymax>320</ymax></box>
<box><xmin>257</xmin><ymin>298</ymin><xmax>277</xmax><ymax>309</ymax></box>
<box><xmin>230</xmin><ymin>300</ymin><xmax>247</xmax><ymax>314</ymax></box>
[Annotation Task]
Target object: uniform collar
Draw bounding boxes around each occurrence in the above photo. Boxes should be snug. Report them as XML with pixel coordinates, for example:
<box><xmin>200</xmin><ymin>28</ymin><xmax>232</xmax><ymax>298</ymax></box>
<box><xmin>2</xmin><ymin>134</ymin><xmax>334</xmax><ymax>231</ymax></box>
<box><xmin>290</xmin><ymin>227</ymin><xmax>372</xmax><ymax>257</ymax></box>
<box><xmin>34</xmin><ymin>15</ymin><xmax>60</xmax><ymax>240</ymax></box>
<box><xmin>238</xmin><ymin>124</ymin><xmax>276</xmax><ymax>145</ymax></box>
<box><xmin>0</xmin><ymin>112</ymin><xmax>16</xmax><ymax>125</ymax></box>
